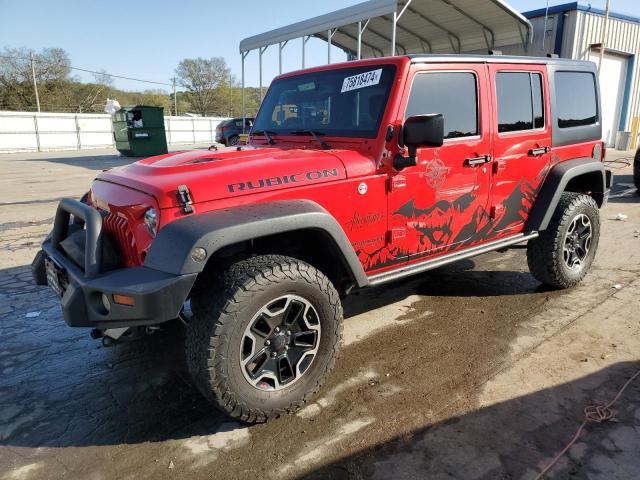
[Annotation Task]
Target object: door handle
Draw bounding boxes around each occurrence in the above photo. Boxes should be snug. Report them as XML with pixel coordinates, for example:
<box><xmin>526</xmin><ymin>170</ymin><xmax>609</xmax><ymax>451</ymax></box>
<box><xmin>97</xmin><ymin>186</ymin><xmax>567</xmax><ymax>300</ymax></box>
<box><xmin>528</xmin><ymin>146</ymin><xmax>550</xmax><ymax>156</ymax></box>
<box><xmin>465</xmin><ymin>155</ymin><xmax>491</xmax><ymax>166</ymax></box>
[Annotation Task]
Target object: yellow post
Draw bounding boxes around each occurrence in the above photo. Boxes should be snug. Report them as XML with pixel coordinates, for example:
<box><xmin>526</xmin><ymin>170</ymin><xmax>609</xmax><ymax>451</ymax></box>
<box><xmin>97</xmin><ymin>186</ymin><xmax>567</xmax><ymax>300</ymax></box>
<box><xmin>630</xmin><ymin>116</ymin><xmax>639</xmax><ymax>150</ymax></box>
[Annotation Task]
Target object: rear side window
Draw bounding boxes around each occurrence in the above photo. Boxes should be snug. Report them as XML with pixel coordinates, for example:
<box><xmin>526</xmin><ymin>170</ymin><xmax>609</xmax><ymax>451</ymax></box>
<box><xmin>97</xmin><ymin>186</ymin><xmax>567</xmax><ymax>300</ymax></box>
<box><xmin>405</xmin><ymin>72</ymin><xmax>478</xmax><ymax>139</ymax></box>
<box><xmin>555</xmin><ymin>72</ymin><xmax>598</xmax><ymax>128</ymax></box>
<box><xmin>496</xmin><ymin>72</ymin><xmax>544</xmax><ymax>133</ymax></box>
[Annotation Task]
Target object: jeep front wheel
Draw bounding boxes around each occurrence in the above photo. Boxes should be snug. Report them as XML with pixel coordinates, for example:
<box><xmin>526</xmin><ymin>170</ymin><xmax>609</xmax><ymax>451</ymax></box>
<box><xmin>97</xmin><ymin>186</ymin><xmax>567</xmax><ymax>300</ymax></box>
<box><xmin>527</xmin><ymin>192</ymin><xmax>600</xmax><ymax>289</ymax></box>
<box><xmin>186</xmin><ymin>255</ymin><xmax>343</xmax><ymax>423</ymax></box>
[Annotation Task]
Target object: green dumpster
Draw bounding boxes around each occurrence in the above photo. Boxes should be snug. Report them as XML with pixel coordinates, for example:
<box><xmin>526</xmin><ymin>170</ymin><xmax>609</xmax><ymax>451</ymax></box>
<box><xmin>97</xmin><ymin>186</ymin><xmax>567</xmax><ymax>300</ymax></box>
<box><xmin>112</xmin><ymin>105</ymin><xmax>168</xmax><ymax>157</ymax></box>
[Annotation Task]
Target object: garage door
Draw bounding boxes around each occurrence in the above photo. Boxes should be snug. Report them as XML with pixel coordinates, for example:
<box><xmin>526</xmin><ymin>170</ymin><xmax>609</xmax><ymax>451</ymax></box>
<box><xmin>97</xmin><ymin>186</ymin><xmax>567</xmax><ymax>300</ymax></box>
<box><xmin>588</xmin><ymin>50</ymin><xmax>629</xmax><ymax>147</ymax></box>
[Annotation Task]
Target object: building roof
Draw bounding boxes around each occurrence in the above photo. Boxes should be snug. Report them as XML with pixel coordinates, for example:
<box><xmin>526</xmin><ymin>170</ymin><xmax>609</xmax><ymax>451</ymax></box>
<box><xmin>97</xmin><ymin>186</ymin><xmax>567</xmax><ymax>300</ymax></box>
<box><xmin>523</xmin><ymin>2</ymin><xmax>640</xmax><ymax>24</ymax></box>
<box><xmin>239</xmin><ymin>0</ymin><xmax>533</xmax><ymax>57</ymax></box>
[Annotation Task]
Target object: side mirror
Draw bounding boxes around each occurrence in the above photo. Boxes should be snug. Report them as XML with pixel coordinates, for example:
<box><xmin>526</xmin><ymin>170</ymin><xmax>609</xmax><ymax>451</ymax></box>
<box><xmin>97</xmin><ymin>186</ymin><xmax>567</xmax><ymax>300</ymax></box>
<box><xmin>394</xmin><ymin>113</ymin><xmax>444</xmax><ymax>170</ymax></box>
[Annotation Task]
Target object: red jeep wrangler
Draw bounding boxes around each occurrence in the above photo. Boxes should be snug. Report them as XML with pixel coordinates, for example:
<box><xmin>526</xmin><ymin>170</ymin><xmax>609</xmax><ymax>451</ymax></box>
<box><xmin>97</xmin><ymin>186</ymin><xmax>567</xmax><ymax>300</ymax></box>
<box><xmin>33</xmin><ymin>55</ymin><xmax>611</xmax><ymax>423</ymax></box>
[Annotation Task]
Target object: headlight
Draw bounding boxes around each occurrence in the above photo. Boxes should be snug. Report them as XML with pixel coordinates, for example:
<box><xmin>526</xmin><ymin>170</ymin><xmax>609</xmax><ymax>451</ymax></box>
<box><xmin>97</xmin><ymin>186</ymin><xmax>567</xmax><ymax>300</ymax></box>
<box><xmin>144</xmin><ymin>208</ymin><xmax>158</xmax><ymax>236</ymax></box>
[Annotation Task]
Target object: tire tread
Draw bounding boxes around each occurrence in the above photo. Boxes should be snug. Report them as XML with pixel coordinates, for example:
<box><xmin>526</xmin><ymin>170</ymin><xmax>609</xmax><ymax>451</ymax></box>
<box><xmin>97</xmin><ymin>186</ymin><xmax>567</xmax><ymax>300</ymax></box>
<box><xmin>186</xmin><ymin>254</ymin><xmax>343</xmax><ymax>423</ymax></box>
<box><xmin>527</xmin><ymin>192</ymin><xmax>599</xmax><ymax>289</ymax></box>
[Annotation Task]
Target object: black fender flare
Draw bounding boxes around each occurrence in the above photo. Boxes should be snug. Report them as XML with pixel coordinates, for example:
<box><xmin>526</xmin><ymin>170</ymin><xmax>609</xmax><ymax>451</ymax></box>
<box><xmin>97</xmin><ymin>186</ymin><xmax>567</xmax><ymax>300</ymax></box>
<box><xmin>525</xmin><ymin>157</ymin><xmax>607</xmax><ymax>232</ymax></box>
<box><xmin>144</xmin><ymin>199</ymin><xmax>369</xmax><ymax>288</ymax></box>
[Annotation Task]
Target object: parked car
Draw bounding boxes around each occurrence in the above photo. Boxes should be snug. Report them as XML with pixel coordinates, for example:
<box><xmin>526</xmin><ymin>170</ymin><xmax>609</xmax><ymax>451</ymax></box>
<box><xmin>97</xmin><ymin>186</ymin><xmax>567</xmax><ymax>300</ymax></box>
<box><xmin>215</xmin><ymin>117</ymin><xmax>254</xmax><ymax>146</ymax></box>
<box><xmin>33</xmin><ymin>54</ymin><xmax>611</xmax><ymax>424</ymax></box>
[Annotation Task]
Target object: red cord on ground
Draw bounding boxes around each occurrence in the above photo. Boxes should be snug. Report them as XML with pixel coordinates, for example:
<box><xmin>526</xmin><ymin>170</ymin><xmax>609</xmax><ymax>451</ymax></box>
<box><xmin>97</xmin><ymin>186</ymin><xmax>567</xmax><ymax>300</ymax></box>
<box><xmin>534</xmin><ymin>368</ymin><xmax>640</xmax><ymax>479</ymax></box>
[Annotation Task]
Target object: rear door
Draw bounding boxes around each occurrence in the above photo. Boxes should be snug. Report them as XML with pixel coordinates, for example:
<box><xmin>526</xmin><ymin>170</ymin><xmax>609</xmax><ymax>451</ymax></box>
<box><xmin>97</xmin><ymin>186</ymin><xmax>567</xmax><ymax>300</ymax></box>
<box><xmin>488</xmin><ymin>63</ymin><xmax>552</xmax><ymax>236</ymax></box>
<box><xmin>385</xmin><ymin>63</ymin><xmax>493</xmax><ymax>267</ymax></box>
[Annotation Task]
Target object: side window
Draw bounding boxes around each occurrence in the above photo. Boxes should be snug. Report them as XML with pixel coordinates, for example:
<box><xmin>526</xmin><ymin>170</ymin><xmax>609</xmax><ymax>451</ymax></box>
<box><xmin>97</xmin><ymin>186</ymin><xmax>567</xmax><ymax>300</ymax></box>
<box><xmin>405</xmin><ymin>72</ymin><xmax>478</xmax><ymax>139</ymax></box>
<box><xmin>555</xmin><ymin>72</ymin><xmax>598</xmax><ymax>128</ymax></box>
<box><xmin>496</xmin><ymin>72</ymin><xmax>544</xmax><ymax>133</ymax></box>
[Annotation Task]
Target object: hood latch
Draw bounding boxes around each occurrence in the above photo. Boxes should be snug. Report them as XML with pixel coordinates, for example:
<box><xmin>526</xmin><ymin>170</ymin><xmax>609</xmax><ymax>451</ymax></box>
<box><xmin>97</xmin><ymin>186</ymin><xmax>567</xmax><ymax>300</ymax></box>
<box><xmin>177</xmin><ymin>185</ymin><xmax>194</xmax><ymax>214</ymax></box>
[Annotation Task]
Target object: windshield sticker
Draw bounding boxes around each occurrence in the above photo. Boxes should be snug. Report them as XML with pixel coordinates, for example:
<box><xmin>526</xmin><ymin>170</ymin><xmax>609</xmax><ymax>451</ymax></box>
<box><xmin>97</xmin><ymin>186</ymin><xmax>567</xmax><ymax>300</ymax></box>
<box><xmin>341</xmin><ymin>69</ymin><xmax>382</xmax><ymax>93</ymax></box>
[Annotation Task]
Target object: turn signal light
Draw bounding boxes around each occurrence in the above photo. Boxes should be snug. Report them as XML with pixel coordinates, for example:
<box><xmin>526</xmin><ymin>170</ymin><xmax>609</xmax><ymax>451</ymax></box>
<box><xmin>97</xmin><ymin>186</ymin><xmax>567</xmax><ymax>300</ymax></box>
<box><xmin>112</xmin><ymin>294</ymin><xmax>135</xmax><ymax>306</ymax></box>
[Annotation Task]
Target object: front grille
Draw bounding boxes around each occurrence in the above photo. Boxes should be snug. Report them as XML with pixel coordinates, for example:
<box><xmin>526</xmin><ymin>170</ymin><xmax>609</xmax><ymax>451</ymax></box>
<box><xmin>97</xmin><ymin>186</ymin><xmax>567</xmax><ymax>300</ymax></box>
<box><xmin>103</xmin><ymin>212</ymin><xmax>141</xmax><ymax>267</ymax></box>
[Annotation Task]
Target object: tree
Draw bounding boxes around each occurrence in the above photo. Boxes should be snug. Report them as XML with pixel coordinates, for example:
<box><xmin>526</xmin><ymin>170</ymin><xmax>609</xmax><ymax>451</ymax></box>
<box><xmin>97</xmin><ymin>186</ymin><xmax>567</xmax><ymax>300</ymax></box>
<box><xmin>175</xmin><ymin>57</ymin><xmax>230</xmax><ymax>116</ymax></box>
<box><xmin>93</xmin><ymin>69</ymin><xmax>114</xmax><ymax>87</ymax></box>
<box><xmin>0</xmin><ymin>47</ymin><xmax>70</xmax><ymax>110</ymax></box>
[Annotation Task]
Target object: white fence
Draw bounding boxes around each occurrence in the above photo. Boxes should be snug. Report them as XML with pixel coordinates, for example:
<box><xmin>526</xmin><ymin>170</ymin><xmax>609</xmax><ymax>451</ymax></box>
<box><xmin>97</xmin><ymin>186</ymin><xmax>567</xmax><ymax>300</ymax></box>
<box><xmin>0</xmin><ymin>111</ymin><xmax>229</xmax><ymax>153</ymax></box>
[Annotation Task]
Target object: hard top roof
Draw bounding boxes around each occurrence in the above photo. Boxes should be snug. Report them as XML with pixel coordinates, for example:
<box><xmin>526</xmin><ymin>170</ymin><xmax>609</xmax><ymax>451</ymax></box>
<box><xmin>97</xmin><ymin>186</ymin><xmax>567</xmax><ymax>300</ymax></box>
<box><xmin>407</xmin><ymin>53</ymin><xmax>595</xmax><ymax>68</ymax></box>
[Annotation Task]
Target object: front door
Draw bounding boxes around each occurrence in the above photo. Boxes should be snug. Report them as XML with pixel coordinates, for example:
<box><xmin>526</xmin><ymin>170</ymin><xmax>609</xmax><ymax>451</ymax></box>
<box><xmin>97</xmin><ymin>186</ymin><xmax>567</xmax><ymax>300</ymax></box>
<box><xmin>383</xmin><ymin>64</ymin><xmax>493</xmax><ymax>270</ymax></box>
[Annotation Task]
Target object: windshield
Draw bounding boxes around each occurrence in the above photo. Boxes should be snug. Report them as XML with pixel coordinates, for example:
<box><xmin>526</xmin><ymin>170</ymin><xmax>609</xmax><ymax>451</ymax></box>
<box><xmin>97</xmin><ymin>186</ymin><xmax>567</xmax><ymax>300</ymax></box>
<box><xmin>252</xmin><ymin>64</ymin><xmax>396</xmax><ymax>139</ymax></box>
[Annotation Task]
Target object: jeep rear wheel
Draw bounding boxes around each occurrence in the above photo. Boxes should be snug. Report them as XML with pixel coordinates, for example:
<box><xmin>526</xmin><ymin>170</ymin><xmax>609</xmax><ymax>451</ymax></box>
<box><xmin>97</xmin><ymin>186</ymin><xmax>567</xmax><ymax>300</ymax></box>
<box><xmin>527</xmin><ymin>192</ymin><xmax>600</xmax><ymax>289</ymax></box>
<box><xmin>186</xmin><ymin>255</ymin><xmax>343</xmax><ymax>423</ymax></box>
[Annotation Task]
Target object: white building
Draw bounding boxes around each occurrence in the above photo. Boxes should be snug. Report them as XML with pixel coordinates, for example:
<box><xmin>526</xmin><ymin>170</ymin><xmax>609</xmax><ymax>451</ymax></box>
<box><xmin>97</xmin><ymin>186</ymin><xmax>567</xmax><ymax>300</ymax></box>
<box><xmin>517</xmin><ymin>2</ymin><xmax>640</xmax><ymax>148</ymax></box>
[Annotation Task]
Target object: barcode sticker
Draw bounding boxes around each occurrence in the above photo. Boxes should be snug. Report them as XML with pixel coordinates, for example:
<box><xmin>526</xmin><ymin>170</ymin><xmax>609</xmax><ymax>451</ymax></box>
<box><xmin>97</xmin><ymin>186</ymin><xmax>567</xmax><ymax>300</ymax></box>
<box><xmin>341</xmin><ymin>69</ymin><xmax>382</xmax><ymax>93</ymax></box>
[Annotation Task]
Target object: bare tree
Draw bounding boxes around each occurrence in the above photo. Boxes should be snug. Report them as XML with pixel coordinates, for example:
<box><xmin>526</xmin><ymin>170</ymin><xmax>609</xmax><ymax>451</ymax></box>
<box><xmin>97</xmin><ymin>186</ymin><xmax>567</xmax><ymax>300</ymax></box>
<box><xmin>0</xmin><ymin>47</ymin><xmax>70</xmax><ymax>110</ymax></box>
<box><xmin>175</xmin><ymin>57</ymin><xmax>230</xmax><ymax>116</ymax></box>
<box><xmin>93</xmin><ymin>69</ymin><xmax>114</xmax><ymax>87</ymax></box>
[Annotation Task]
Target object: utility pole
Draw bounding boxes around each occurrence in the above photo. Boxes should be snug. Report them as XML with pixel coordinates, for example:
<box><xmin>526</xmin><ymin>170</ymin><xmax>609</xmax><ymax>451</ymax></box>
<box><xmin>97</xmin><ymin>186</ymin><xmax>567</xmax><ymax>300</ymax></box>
<box><xmin>598</xmin><ymin>0</ymin><xmax>611</xmax><ymax>72</ymax></box>
<box><xmin>30</xmin><ymin>53</ymin><xmax>41</xmax><ymax>113</ymax></box>
<box><xmin>229</xmin><ymin>71</ymin><xmax>233</xmax><ymax>117</ymax></box>
<box><xmin>172</xmin><ymin>77</ymin><xmax>178</xmax><ymax>116</ymax></box>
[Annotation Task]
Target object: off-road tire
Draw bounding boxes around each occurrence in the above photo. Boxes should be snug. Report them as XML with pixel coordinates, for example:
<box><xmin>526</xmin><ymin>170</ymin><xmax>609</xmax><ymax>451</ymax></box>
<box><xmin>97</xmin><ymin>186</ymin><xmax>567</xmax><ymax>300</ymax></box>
<box><xmin>228</xmin><ymin>135</ymin><xmax>239</xmax><ymax>146</ymax></box>
<box><xmin>633</xmin><ymin>147</ymin><xmax>640</xmax><ymax>192</ymax></box>
<box><xmin>527</xmin><ymin>192</ymin><xmax>600</xmax><ymax>289</ymax></box>
<box><xmin>186</xmin><ymin>255</ymin><xmax>343</xmax><ymax>423</ymax></box>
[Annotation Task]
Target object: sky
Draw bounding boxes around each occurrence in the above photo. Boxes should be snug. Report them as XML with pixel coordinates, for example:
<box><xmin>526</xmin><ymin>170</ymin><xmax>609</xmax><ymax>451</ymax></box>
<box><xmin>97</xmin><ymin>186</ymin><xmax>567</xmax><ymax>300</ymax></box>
<box><xmin>0</xmin><ymin>0</ymin><xmax>638</xmax><ymax>94</ymax></box>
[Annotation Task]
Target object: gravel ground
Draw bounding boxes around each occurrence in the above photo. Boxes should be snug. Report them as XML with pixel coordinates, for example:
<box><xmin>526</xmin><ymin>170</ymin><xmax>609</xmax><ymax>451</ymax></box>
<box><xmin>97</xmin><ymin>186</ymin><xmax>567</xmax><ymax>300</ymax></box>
<box><xmin>0</xmin><ymin>147</ymin><xmax>639</xmax><ymax>480</ymax></box>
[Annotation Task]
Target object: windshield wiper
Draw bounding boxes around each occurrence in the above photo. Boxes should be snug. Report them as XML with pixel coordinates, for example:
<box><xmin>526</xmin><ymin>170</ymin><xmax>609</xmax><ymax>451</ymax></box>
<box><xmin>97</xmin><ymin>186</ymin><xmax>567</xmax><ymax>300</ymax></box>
<box><xmin>289</xmin><ymin>130</ymin><xmax>332</xmax><ymax>150</ymax></box>
<box><xmin>251</xmin><ymin>129</ymin><xmax>276</xmax><ymax>145</ymax></box>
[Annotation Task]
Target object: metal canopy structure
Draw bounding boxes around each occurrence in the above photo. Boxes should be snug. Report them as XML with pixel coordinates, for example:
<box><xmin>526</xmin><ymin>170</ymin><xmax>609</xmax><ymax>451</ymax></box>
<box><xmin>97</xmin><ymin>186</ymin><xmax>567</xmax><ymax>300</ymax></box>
<box><xmin>238</xmin><ymin>0</ymin><xmax>533</xmax><ymax>122</ymax></box>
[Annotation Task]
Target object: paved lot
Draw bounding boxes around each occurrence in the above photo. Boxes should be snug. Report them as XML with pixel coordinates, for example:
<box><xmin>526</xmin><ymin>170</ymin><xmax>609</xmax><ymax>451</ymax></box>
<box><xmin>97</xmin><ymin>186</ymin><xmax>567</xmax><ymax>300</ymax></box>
<box><xmin>0</xmin><ymin>147</ymin><xmax>639</xmax><ymax>480</ymax></box>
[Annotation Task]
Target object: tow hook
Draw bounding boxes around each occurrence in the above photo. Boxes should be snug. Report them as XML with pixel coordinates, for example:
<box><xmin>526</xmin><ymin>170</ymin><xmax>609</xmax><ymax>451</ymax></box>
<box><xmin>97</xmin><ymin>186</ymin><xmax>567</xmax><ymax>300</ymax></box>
<box><xmin>90</xmin><ymin>327</ymin><xmax>130</xmax><ymax>347</ymax></box>
<box><xmin>145</xmin><ymin>325</ymin><xmax>160</xmax><ymax>335</ymax></box>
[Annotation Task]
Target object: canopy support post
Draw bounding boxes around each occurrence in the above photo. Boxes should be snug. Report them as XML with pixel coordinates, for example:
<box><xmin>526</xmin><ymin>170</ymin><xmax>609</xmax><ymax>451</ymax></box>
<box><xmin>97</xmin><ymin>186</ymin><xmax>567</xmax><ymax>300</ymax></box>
<box><xmin>439</xmin><ymin>0</ymin><xmax>495</xmax><ymax>50</ymax></box>
<box><xmin>278</xmin><ymin>40</ymin><xmax>288</xmax><ymax>74</ymax></box>
<box><xmin>302</xmin><ymin>36</ymin><xmax>310</xmax><ymax>68</ymax></box>
<box><xmin>391</xmin><ymin>11</ymin><xmax>397</xmax><ymax>56</ymax></box>
<box><xmin>327</xmin><ymin>28</ymin><xmax>337</xmax><ymax>63</ymax></box>
<box><xmin>357</xmin><ymin>21</ymin><xmax>362</xmax><ymax>60</ymax></box>
<box><xmin>241</xmin><ymin>51</ymin><xmax>248</xmax><ymax>134</ymax></box>
<box><xmin>357</xmin><ymin>19</ymin><xmax>371</xmax><ymax>60</ymax></box>
<box><xmin>406</xmin><ymin>5</ymin><xmax>461</xmax><ymax>53</ymax></box>
<box><xmin>259</xmin><ymin>46</ymin><xmax>268</xmax><ymax>100</ymax></box>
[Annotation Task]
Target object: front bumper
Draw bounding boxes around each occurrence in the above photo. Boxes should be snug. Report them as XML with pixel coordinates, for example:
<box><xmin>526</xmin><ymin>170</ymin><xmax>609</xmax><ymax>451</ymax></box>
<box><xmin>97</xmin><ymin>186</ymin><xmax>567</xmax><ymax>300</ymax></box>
<box><xmin>36</xmin><ymin>198</ymin><xmax>196</xmax><ymax>329</ymax></box>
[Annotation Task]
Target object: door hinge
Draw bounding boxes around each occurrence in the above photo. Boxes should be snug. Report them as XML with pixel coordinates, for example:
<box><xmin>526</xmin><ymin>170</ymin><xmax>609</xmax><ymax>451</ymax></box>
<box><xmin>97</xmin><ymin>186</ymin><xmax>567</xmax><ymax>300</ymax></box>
<box><xmin>490</xmin><ymin>205</ymin><xmax>504</xmax><ymax>219</ymax></box>
<box><xmin>493</xmin><ymin>159</ymin><xmax>506</xmax><ymax>175</ymax></box>
<box><xmin>388</xmin><ymin>175</ymin><xmax>407</xmax><ymax>192</ymax></box>
<box><xmin>177</xmin><ymin>184</ymin><xmax>194</xmax><ymax>214</ymax></box>
<box><xmin>388</xmin><ymin>227</ymin><xmax>406</xmax><ymax>244</ymax></box>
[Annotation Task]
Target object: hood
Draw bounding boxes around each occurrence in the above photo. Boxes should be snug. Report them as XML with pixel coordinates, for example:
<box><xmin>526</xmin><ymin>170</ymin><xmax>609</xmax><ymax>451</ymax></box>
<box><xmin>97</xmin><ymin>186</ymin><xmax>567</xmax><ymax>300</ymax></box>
<box><xmin>96</xmin><ymin>146</ymin><xmax>372</xmax><ymax>209</ymax></box>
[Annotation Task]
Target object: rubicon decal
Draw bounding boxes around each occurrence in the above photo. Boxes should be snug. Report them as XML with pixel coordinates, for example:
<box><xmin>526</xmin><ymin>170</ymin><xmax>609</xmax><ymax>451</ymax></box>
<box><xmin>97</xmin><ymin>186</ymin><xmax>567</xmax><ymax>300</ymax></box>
<box><xmin>227</xmin><ymin>168</ymin><xmax>339</xmax><ymax>193</ymax></box>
